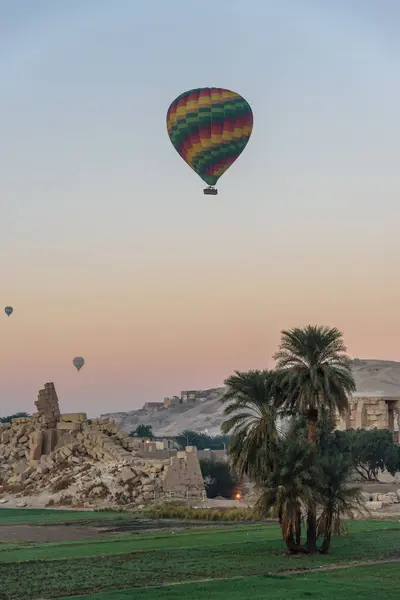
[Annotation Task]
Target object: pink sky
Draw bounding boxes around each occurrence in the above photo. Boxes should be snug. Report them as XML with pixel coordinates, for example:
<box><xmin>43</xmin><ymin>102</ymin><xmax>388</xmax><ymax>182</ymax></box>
<box><xmin>1</xmin><ymin>0</ymin><xmax>400</xmax><ymax>416</ymax></box>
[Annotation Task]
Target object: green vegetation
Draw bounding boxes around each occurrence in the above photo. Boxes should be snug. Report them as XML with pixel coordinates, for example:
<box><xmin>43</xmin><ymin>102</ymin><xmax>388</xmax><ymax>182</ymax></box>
<box><xmin>176</xmin><ymin>429</ymin><xmax>229</xmax><ymax>450</ymax></box>
<box><xmin>141</xmin><ymin>503</ymin><xmax>255</xmax><ymax>521</ymax></box>
<box><xmin>0</xmin><ymin>507</ymin><xmax>131</xmax><ymax>526</ymax></box>
<box><xmin>199</xmin><ymin>458</ymin><xmax>237</xmax><ymax>498</ymax></box>
<box><xmin>56</xmin><ymin>564</ymin><xmax>400</xmax><ymax>600</ymax></box>
<box><xmin>333</xmin><ymin>428</ymin><xmax>400</xmax><ymax>481</ymax></box>
<box><xmin>0</xmin><ymin>411</ymin><xmax>29</xmax><ymax>423</ymax></box>
<box><xmin>129</xmin><ymin>424</ymin><xmax>154</xmax><ymax>439</ymax></box>
<box><xmin>222</xmin><ymin>325</ymin><xmax>368</xmax><ymax>554</ymax></box>
<box><xmin>0</xmin><ymin>519</ymin><xmax>399</xmax><ymax>599</ymax></box>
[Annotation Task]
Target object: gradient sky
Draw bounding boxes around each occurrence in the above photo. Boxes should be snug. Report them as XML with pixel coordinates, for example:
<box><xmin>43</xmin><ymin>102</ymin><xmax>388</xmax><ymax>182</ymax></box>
<box><xmin>1</xmin><ymin>0</ymin><xmax>400</xmax><ymax>416</ymax></box>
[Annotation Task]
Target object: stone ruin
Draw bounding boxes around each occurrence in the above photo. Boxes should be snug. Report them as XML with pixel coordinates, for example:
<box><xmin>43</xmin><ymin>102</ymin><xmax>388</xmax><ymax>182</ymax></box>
<box><xmin>336</xmin><ymin>395</ymin><xmax>400</xmax><ymax>443</ymax></box>
<box><xmin>0</xmin><ymin>383</ymin><xmax>206</xmax><ymax>508</ymax></box>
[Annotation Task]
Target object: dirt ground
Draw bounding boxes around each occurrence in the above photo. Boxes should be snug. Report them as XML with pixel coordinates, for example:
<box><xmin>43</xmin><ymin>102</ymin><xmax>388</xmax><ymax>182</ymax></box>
<box><xmin>0</xmin><ymin>524</ymin><xmax>108</xmax><ymax>542</ymax></box>
<box><xmin>0</xmin><ymin>518</ymin><xmax>261</xmax><ymax>543</ymax></box>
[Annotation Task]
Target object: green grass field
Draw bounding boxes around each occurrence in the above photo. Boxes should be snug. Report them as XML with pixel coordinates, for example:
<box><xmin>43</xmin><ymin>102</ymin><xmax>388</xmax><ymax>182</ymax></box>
<box><xmin>0</xmin><ymin>507</ymin><xmax>131</xmax><ymax>527</ymax></box>
<box><xmin>0</xmin><ymin>509</ymin><xmax>399</xmax><ymax>599</ymax></box>
<box><xmin>56</xmin><ymin>564</ymin><xmax>400</xmax><ymax>600</ymax></box>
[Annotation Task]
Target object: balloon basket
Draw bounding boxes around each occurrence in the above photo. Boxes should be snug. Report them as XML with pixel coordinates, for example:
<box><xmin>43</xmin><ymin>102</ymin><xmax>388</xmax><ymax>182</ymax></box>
<box><xmin>203</xmin><ymin>186</ymin><xmax>218</xmax><ymax>196</ymax></box>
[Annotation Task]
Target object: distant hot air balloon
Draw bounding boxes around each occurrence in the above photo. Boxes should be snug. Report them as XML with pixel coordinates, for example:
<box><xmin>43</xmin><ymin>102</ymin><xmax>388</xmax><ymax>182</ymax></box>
<box><xmin>4</xmin><ymin>306</ymin><xmax>13</xmax><ymax>317</ymax></box>
<box><xmin>73</xmin><ymin>357</ymin><xmax>84</xmax><ymax>372</ymax></box>
<box><xmin>166</xmin><ymin>87</ymin><xmax>253</xmax><ymax>195</ymax></box>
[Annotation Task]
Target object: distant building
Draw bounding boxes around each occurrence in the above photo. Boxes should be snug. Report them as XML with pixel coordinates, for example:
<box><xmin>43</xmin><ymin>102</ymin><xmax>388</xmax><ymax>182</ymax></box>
<box><xmin>154</xmin><ymin>436</ymin><xmax>180</xmax><ymax>450</ymax></box>
<box><xmin>143</xmin><ymin>402</ymin><xmax>164</xmax><ymax>412</ymax></box>
<box><xmin>164</xmin><ymin>396</ymin><xmax>182</xmax><ymax>409</ymax></box>
<box><xmin>336</xmin><ymin>395</ymin><xmax>400</xmax><ymax>443</ymax></box>
<box><xmin>181</xmin><ymin>390</ymin><xmax>206</xmax><ymax>402</ymax></box>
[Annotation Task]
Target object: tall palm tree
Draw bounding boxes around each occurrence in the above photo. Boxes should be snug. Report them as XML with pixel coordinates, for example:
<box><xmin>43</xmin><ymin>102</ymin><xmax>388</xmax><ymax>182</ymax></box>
<box><xmin>273</xmin><ymin>325</ymin><xmax>356</xmax><ymax>442</ymax></box>
<box><xmin>273</xmin><ymin>325</ymin><xmax>356</xmax><ymax>552</ymax></box>
<box><xmin>221</xmin><ymin>370</ymin><xmax>282</xmax><ymax>483</ymax></box>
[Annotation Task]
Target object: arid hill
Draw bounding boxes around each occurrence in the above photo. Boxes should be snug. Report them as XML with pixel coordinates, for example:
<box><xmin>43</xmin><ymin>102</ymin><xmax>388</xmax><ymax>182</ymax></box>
<box><xmin>102</xmin><ymin>359</ymin><xmax>400</xmax><ymax>436</ymax></box>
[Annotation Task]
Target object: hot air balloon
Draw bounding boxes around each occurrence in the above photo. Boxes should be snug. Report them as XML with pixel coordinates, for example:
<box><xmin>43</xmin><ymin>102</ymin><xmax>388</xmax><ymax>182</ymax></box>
<box><xmin>166</xmin><ymin>87</ymin><xmax>253</xmax><ymax>195</ymax></box>
<box><xmin>4</xmin><ymin>306</ymin><xmax>13</xmax><ymax>317</ymax></box>
<box><xmin>73</xmin><ymin>357</ymin><xmax>84</xmax><ymax>372</ymax></box>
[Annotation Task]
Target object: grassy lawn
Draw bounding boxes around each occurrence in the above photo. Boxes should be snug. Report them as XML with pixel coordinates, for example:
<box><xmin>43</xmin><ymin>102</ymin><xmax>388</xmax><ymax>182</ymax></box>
<box><xmin>0</xmin><ymin>517</ymin><xmax>399</xmax><ymax>599</ymax></box>
<box><xmin>0</xmin><ymin>507</ymin><xmax>131</xmax><ymax>526</ymax></box>
<box><xmin>56</xmin><ymin>564</ymin><xmax>400</xmax><ymax>600</ymax></box>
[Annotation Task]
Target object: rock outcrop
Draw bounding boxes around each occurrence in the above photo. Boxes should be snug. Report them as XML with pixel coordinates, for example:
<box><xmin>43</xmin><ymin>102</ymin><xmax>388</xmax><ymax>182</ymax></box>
<box><xmin>0</xmin><ymin>383</ymin><xmax>205</xmax><ymax>508</ymax></box>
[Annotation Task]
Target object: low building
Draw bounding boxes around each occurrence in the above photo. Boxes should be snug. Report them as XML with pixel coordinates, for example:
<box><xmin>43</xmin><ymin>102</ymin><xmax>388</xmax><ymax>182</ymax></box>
<box><xmin>181</xmin><ymin>390</ymin><xmax>197</xmax><ymax>402</ymax></box>
<box><xmin>143</xmin><ymin>402</ymin><xmax>164</xmax><ymax>413</ymax></box>
<box><xmin>164</xmin><ymin>396</ymin><xmax>182</xmax><ymax>409</ymax></box>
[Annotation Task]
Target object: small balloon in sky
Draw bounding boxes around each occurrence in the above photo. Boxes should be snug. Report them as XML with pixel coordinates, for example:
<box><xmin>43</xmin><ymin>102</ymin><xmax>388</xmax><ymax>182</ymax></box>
<box><xmin>73</xmin><ymin>356</ymin><xmax>85</xmax><ymax>372</ymax></box>
<box><xmin>166</xmin><ymin>87</ymin><xmax>254</xmax><ymax>195</ymax></box>
<box><xmin>4</xmin><ymin>306</ymin><xmax>13</xmax><ymax>317</ymax></box>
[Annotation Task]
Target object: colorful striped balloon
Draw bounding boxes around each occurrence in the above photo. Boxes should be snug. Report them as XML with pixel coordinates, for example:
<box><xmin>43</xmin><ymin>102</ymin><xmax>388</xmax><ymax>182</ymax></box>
<box><xmin>166</xmin><ymin>87</ymin><xmax>253</xmax><ymax>188</ymax></box>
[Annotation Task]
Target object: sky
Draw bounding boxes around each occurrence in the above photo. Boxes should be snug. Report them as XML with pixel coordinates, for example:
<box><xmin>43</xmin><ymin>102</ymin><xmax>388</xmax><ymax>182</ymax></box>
<box><xmin>1</xmin><ymin>0</ymin><xmax>400</xmax><ymax>416</ymax></box>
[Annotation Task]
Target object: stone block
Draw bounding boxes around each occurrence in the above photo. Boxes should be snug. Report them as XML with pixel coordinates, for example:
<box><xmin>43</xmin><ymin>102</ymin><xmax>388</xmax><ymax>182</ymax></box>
<box><xmin>365</xmin><ymin>501</ymin><xmax>383</xmax><ymax>510</ymax></box>
<box><xmin>60</xmin><ymin>413</ymin><xmax>87</xmax><ymax>423</ymax></box>
<box><xmin>29</xmin><ymin>431</ymin><xmax>43</xmax><ymax>461</ymax></box>
<box><xmin>120</xmin><ymin>467</ymin><xmax>135</xmax><ymax>483</ymax></box>
<box><xmin>17</xmin><ymin>468</ymin><xmax>33</xmax><ymax>483</ymax></box>
<box><xmin>56</xmin><ymin>422</ymin><xmax>82</xmax><ymax>431</ymax></box>
<box><xmin>42</xmin><ymin>429</ymin><xmax>58</xmax><ymax>454</ymax></box>
<box><xmin>60</xmin><ymin>446</ymin><xmax>72</xmax><ymax>458</ymax></box>
<box><xmin>36</xmin><ymin>463</ymin><xmax>49</xmax><ymax>475</ymax></box>
<box><xmin>1</xmin><ymin>431</ymin><xmax>11</xmax><ymax>444</ymax></box>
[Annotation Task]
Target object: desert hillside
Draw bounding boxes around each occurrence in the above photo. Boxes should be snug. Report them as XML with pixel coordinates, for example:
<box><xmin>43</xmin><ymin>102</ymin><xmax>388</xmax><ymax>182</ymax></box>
<box><xmin>102</xmin><ymin>359</ymin><xmax>400</xmax><ymax>436</ymax></box>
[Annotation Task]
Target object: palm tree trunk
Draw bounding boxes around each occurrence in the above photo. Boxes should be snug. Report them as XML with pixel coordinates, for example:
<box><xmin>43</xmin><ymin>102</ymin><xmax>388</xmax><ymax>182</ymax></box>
<box><xmin>319</xmin><ymin>530</ymin><xmax>332</xmax><ymax>554</ymax></box>
<box><xmin>285</xmin><ymin>529</ymin><xmax>310</xmax><ymax>554</ymax></box>
<box><xmin>319</xmin><ymin>512</ymin><xmax>333</xmax><ymax>554</ymax></box>
<box><xmin>306</xmin><ymin>509</ymin><xmax>317</xmax><ymax>553</ymax></box>
<box><xmin>306</xmin><ymin>408</ymin><xmax>318</xmax><ymax>553</ymax></box>
<box><xmin>295</xmin><ymin>507</ymin><xmax>301</xmax><ymax>546</ymax></box>
<box><xmin>307</xmin><ymin>408</ymin><xmax>318</xmax><ymax>442</ymax></box>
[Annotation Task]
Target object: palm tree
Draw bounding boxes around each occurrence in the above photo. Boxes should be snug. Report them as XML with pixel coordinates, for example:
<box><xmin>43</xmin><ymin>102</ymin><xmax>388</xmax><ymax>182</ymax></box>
<box><xmin>221</xmin><ymin>370</ymin><xmax>282</xmax><ymax>483</ymax></box>
<box><xmin>255</xmin><ymin>433</ymin><xmax>320</xmax><ymax>554</ymax></box>
<box><xmin>317</xmin><ymin>451</ymin><xmax>364</xmax><ymax>554</ymax></box>
<box><xmin>273</xmin><ymin>325</ymin><xmax>355</xmax><ymax>443</ymax></box>
<box><xmin>273</xmin><ymin>325</ymin><xmax>356</xmax><ymax>552</ymax></box>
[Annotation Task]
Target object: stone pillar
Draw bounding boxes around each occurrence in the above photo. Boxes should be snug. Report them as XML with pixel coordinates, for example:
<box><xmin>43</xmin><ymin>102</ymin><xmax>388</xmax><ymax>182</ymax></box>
<box><xmin>162</xmin><ymin>446</ymin><xmax>205</xmax><ymax>498</ymax></box>
<box><xmin>337</xmin><ymin>409</ymin><xmax>350</xmax><ymax>430</ymax></box>
<box><xmin>34</xmin><ymin>382</ymin><xmax>61</xmax><ymax>429</ymax></box>
<box><xmin>355</xmin><ymin>400</ymin><xmax>367</xmax><ymax>429</ymax></box>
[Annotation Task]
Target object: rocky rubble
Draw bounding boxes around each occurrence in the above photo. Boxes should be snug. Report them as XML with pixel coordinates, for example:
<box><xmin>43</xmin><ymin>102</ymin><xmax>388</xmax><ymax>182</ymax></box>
<box><xmin>0</xmin><ymin>383</ymin><xmax>205</xmax><ymax>508</ymax></box>
<box><xmin>361</xmin><ymin>490</ymin><xmax>400</xmax><ymax>511</ymax></box>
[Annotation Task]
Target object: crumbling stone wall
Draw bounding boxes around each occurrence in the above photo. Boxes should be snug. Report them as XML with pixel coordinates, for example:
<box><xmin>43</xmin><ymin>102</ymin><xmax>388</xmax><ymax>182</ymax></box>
<box><xmin>0</xmin><ymin>382</ymin><xmax>206</xmax><ymax>507</ymax></box>
<box><xmin>35</xmin><ymin>382</ymin><xmax>60</xmax><ymax>428</ymax></box>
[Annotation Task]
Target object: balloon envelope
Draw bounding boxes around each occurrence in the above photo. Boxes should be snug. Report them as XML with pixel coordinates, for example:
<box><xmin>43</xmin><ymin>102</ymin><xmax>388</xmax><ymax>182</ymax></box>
<box><xmin>4</xmin><ymin>306</ymin><xmax>13</xmax><ymax>317</ymax></box>
<box><xmin>166</xmin><ymin>87</ymin><xmax>253</xmax><ymax>187</ymax></box>
<box><xmin>73</xmin><ymin>357</ymin><xmax>84</xmax><ymax>371</ymax></box>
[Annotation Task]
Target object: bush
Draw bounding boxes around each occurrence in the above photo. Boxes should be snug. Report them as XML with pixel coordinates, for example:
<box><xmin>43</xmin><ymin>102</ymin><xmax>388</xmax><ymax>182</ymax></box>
<box><xmin>140</xmin><ymin>502</ymin><xmax>256</xmax><ymax>522</ymax></box>
<box><xmin>200</xmin><ymin>459</ymin><xmax>237</xmax><ymax>499</ymax></box>
<box><xmin>333</xmin><ymin>428</ymin><xmax>400</xmax><ymax>481</ymax></box>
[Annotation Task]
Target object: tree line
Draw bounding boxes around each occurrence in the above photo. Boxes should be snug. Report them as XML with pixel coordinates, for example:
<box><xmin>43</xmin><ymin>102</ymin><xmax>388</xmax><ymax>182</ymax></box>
<box><xmin>217</xmin><ymin>325</ymin><xmax>400</xmax><ymax>555</ymax></box>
